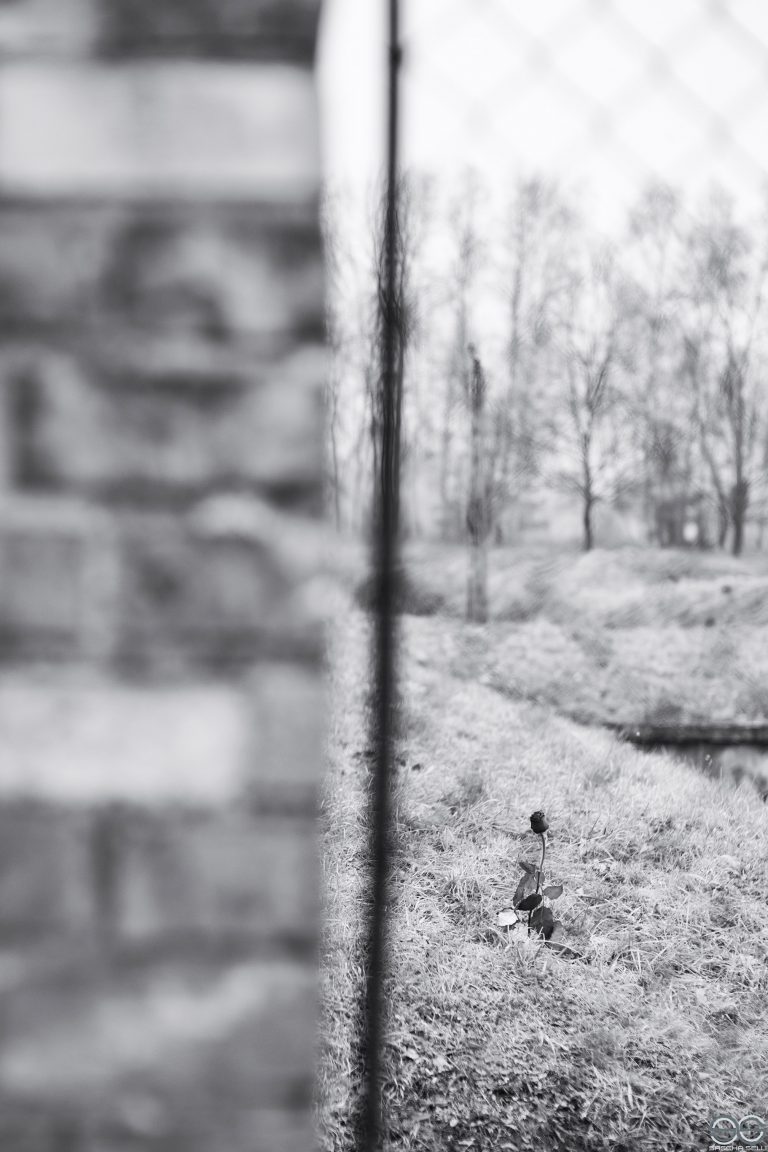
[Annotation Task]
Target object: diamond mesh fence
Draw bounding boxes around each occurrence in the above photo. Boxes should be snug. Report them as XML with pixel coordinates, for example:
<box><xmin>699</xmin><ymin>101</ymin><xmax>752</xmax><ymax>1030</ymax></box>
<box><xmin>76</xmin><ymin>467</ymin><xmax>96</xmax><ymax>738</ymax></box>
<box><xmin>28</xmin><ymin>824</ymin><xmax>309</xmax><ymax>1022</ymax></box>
<box><xmin>323</xmin><ymin>0</ymin><xmax>768</xmax><ymax>554</ymax></box>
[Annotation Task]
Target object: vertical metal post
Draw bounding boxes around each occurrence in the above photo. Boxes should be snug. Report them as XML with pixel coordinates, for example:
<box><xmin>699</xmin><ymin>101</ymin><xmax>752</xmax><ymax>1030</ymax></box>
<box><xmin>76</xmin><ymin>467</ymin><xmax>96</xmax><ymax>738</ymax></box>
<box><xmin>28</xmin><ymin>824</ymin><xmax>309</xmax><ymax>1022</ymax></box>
<box><xmin>359</xmin><ymin>1</ymin><xmax>401</xmax><ymax>1150</ymax></box>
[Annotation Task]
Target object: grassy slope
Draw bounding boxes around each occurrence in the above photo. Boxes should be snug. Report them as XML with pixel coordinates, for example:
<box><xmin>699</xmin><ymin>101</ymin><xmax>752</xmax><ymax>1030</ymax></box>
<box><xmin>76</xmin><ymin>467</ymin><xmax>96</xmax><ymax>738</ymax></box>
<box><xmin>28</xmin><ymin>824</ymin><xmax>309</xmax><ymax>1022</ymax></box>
<box><xmin>396</xmin><ymin>545</ymin><xmax>768</xmax><ymax>725</ymax></box>
<box><xmin>319</xmin><ymin>548</ymin><xmax>768</xmax><ymax>1151</ymax></box>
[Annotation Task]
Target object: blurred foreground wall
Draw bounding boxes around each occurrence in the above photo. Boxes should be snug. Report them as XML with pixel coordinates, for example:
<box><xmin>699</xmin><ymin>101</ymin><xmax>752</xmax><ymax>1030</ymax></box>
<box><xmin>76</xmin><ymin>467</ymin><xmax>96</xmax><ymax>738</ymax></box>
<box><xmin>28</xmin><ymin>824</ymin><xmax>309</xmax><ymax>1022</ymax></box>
<box><xmin>0</xmin><ymin>3</ymin><xmax>325</xmax><ymax>1149</ymax></box>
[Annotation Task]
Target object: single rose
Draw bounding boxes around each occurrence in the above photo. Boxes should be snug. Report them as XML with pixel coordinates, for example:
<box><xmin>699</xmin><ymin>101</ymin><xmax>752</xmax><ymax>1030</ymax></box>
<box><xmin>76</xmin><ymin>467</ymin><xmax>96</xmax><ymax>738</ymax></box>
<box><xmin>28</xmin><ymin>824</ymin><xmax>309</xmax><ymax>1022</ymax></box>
<box><xmin>530</xmin><ymin>810</ymin><xmax>549</xmax><ymax>835</ymax></box>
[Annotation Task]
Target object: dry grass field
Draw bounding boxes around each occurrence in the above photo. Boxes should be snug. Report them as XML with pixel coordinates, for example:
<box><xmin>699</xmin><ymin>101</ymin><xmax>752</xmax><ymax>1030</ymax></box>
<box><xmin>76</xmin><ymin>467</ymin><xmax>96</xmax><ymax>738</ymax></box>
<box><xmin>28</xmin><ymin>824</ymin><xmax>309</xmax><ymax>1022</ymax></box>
<box><xmin>318</xmin><ymin>545</ymin><xmax>768</xmax><ymax>1151</ymax></box>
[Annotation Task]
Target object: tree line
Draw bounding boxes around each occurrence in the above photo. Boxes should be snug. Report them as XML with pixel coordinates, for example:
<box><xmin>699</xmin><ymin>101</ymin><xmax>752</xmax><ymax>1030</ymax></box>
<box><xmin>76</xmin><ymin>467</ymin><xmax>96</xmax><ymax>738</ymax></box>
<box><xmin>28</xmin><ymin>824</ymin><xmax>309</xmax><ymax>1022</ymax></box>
<box><xmin>324</xmin><ymin>173</ymin><xmax>768</xmax><ymax>598</ymax></box>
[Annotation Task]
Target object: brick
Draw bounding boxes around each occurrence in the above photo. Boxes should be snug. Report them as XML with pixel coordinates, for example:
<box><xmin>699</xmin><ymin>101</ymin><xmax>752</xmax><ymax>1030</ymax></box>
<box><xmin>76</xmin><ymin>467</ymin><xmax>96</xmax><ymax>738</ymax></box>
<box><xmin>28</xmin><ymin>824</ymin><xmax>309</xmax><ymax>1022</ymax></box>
<box><xmin>0</xmin><ymin>498</ymin><xmax>324</xmax><ymax>674</ymax></box>
<box><xmin>0</xmin><ymin>804</ymin><xmax>318</xmax><ymax>948</ymax></box>
<box><xmin>0</xmin><ymin>956</ymin><xmax>316</xmax><ymax>1109</ymax></box>
<box><xmin>0</xmin><ymin>352</ymin><xmax>106</xmax><ymax>489</ymax></box>
<box><xmin>94</xmin><ymin>204</ymin><xmax>325</xmax><ymax>343</ymax></box>
<box><xmin>185</xmin><ymin>507</ymin><xmax>326</xmax><ymax>667</ymax></box>
<box><xmin>102</xmin><ymin>0</ymin><xmax>322</xmax><ymax>62</ymax></box>
<box><xmin>1</xmin><ymin>347</ymin><xmax>325</xmax><ymax>502</ymax></box>
<box><xmin>0</xmin><ymin>63</ymin><xmax>321</xmax><ymax>199</ymax></box>
<box><xmin>0</xmin><ymin>498</ymin><xmax>117</xmax><ymax>662</ymax></box>
<box><xmin>0</xmin><ymin>805</ymin><xmax>94</xmax><ymax>940</ymax></box>
<box><xmin>111</xmin><ymin>512</ymin><xmax>281</xmax><ymax>669</ymax></box>
<box><xmin>234</xmin><ymin>344</ymin><xmax>326</xmax><ymax>490</ymax></box>
<box><xmin>246</xmin><ymin>663</ymin><xmax>325</xmax><ymax>811</ymax></box>
<box><xmin>106</xmin><ymin>505</ymin><xmax>323</xmax><ymax>671</ymax></box>
<box><xmin>0</xmin><ymin>201</ymin><xmax>324</xmax><ymax>343</ymax></box>
<box><xmin>0</xmin><ymin>681</ymin><xmax>247</xmax><ymax>805</ymax></box>
<box><xmin>0</xmin><ymin>1101</ymin><xmax>315</xmax><ymax>1152</ymax></box>
<box><xmin>109</xmin><ymin>515</ymin><xmax>195</xmax><ymax>672</ymax></box>
<box><xmin>0</xmin><ymin>0</ymin><xmax>321</xmax><ymax>63</ymax></box>
<box><xmin>117</xmin><ymin>812</ymin><xmax>318</xmax><ymax>945</ymax></box>
<box><xmin>0</xmin><ymin>0</ymin><xmax>97</xmax><ymax>57</ymax></box>
<box><xmin>187</xmin><ymin>535</ymin><xmax>290</xmax><ymax>634</ymax></box>
<box><xmin>0</xmin><ymin>204</ymin><xmax>121</xmax><ymax>332</ymax></box>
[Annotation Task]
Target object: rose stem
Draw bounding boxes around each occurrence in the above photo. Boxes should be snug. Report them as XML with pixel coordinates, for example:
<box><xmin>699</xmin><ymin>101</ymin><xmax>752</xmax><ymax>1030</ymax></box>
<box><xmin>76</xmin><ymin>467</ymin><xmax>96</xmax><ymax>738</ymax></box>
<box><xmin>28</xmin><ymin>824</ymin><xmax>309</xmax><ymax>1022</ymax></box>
<box><xmin>528</xmin><ymin>833</ymin><xmax>546</xmax><ymax>937</ymax></box>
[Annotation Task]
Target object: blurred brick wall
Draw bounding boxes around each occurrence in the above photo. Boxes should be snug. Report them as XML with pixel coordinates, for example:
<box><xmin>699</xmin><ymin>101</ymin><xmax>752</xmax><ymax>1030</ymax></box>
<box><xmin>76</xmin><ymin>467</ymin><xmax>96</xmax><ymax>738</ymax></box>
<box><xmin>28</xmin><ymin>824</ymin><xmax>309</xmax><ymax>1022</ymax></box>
<box><xmin>0</xmin><ymin>3</ymin><xmax>326</xmax><ymax>1149</ymax></box>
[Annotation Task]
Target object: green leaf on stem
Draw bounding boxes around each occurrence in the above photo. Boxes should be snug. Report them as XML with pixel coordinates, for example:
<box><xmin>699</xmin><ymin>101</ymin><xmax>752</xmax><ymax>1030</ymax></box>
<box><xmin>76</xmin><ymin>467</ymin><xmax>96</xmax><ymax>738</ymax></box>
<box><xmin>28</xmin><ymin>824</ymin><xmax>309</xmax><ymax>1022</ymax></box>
<box><xmin>513</xmin><ymin>872</ymin><xmax>537</xmax><ymax>907</ymax></box>
<box><xmin>518</xmin><ymin>893</ymin><xmax>543</xmax><ymax>912</ymax></box>
<box><xmin>530</xmin><ymin>905</ymin><xmax>555</xmax><ymax>939</ymax></box>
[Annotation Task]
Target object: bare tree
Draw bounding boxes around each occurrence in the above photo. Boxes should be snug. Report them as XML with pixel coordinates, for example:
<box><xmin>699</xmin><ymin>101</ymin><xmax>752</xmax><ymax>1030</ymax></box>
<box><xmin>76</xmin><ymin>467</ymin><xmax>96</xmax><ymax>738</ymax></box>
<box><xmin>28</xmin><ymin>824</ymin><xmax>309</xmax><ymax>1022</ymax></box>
<box><xmin>436</xmin><ymin>174</ymin><xmax>485</xmax><ymax>541</ymax></box>
<box><xmin>553</xmin><ymin>245</ymin><xmax>633</xmax><ymax>551</ymax></box>
<box><xmin>681</xmin><ymin>190</ymin><xmax>768</xmax><ymax>555</ymax></box>
<box><xmin>322</xmin><ymin>183</ymin><xmax>382</xmax><ymax>534</ymax></box>
<box><xmin>441</xmin><ymin>180</ymin><xmax>497</xmax><ymax>619</ymax></box>
<box><xmin>461</xmin><ymin>346</ymin><xmax>505</xmax><ymax>622</ymax></box>
<box><xmin>626</xmin><ymin>182</ymin><xmax>701</xmax><ymax>544</ymax></box>
<box><xmin>497</xmin><ymin>178</ymin><xmax>577</xmax><ymax>538</ymax></box>
<box><xmin>326</xmin><ymin>170</ymin><xmax>768</xmax><ymax>558</ymax></box>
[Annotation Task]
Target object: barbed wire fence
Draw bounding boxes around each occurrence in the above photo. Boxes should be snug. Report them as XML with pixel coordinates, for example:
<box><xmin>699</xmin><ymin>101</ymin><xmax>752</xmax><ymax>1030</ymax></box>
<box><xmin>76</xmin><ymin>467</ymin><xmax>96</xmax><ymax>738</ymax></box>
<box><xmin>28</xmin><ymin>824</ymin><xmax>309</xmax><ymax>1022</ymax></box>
<box><xmin>326</xmin><ymin>0</ymin><xmax>768</xmax><ymax>548</ymax></box>
<box><xmin>403</xmin><ymin>0</ymin><xmax>768</xmax><ymax>208</ymax></box>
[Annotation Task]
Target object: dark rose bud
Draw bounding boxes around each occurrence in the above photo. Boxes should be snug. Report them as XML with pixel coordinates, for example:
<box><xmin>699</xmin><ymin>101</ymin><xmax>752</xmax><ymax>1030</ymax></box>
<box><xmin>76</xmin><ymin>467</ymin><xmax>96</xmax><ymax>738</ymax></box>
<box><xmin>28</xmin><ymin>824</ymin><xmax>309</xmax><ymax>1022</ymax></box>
<box><xmin>530</xmin><ymin>811</ymin><xmax>549</xmax><ymax>835</ymax></box>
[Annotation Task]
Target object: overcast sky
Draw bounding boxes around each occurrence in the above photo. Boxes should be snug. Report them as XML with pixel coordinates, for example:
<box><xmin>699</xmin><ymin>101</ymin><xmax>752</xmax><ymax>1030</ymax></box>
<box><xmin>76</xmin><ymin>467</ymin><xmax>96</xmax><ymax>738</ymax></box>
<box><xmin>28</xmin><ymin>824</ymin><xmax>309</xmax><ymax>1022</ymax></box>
<box><xmin>317</xmin><ymin>0</ymin><xmax>768</xmax><ymax>229</ymax></box>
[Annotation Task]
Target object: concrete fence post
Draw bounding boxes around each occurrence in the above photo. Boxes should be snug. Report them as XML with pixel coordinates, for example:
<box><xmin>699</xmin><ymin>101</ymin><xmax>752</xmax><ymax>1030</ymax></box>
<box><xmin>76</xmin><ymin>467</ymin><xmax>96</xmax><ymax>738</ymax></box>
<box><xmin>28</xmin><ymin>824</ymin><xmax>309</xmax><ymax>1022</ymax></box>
<box><xmin>0</xmin><ymin>3</ymin><xmax>326</xmax><ymax>1149</ymax></box>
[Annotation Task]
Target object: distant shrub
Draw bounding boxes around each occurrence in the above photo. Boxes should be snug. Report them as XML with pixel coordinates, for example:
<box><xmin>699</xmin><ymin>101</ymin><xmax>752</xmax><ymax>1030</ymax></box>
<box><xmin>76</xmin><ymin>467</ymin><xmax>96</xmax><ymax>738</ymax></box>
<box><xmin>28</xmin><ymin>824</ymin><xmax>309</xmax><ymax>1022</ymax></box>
<box><xmin>495</xmin><ymin>563</ymin><xmax>554</xmax><ymax>622</ymax></box>
<box><xmin>734</xmin><ymin>676</ymin><xmax>768</xmax><ymax>720</ymax></box>
<box><xmin>571</xmin><ymin>627</ymin><xmax>613</xmax><ymax>669</ymax></box>
<box><xmin>593</xmin><ymin>506</ymin><xmax>646</xmax><ymax>547</ymax></box>
<box><xmin>643</xmin><ymin>696</ymin><xmax>685</xmax><ymax>726</ymax></box>
<box><xmin>707</xmin><ymin>628</ymin><xmax>738</xmax><ymax>668</ymax></box>
<box><xmin>493</xmin><ymin>595</ymin><xmax>541</xmax><ymax>622</ymax></box>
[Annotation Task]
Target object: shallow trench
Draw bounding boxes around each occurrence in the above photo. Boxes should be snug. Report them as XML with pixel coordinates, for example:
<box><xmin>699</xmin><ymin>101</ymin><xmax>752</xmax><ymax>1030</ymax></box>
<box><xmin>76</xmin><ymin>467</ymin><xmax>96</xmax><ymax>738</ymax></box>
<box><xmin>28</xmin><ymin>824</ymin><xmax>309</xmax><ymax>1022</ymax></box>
<box><xmin>614</xmin><ymin>726</ymin><xmax>768</xmax><ymax>802</ymax></box>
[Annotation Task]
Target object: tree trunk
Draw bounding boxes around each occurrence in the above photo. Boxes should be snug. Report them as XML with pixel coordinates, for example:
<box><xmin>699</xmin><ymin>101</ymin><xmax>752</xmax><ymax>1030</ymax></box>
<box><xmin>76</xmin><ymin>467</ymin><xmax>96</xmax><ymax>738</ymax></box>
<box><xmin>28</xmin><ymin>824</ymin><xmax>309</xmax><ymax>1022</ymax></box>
<box><xmin>717</xmin><ymin>498</ymin><xmax>729</xmax><ymax>550</ymax></box>
<box><xmin>352</xmin><ymin>424</ymin><xmax>365</xmax><ymax>534</ymax></box>
<box><xmin>732</xmin><ymin>517</ymin><xmax>744</xmax><ymax>556</ymax></box>
<box><xmin>731</xmin><ymin>479</ymin><xmax>749</xmax><ymax>557</ymax></box>
<box><xmin>466</xmin><ymin>354</ymin><xmax>489</xmax><ymax>623</ymax></box>
<box><xmin>583</xmin><ymin>495</ymin><xmax>594</xmax><ymax>552</ymax></box>
<box><xmin>439</xmin><ymin>372</ymin><xmax>455</xmax><ymax>540</ymax></box>
<box><xmin>581</xmin><ymin>442</ymin><xmax>595</xmax><ymax>552</ymax></box>
<box><xmin>467</xmin><ymin>509</ymin><xmax>488</xmax><ymax>622</ymax></box>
